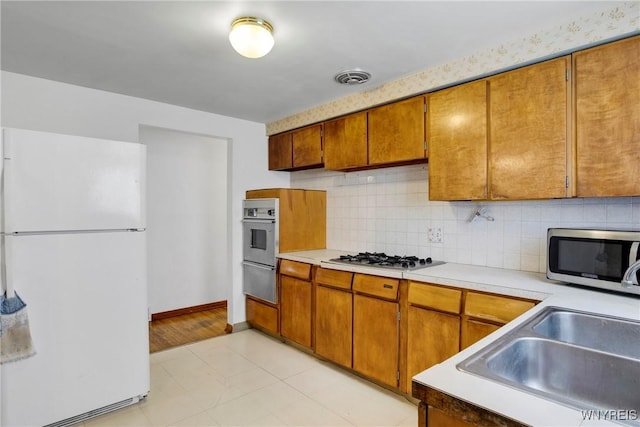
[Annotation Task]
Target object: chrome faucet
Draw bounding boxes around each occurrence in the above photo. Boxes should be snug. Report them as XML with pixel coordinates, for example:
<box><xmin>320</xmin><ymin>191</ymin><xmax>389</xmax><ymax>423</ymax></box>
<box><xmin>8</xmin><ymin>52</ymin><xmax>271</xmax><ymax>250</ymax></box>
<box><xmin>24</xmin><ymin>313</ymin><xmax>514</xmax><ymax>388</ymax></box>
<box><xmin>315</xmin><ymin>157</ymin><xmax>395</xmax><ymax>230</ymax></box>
<box><xmin>621</xmin><ymin>259</ymin><xmax>640</xmax><ymax>288</ymax></box>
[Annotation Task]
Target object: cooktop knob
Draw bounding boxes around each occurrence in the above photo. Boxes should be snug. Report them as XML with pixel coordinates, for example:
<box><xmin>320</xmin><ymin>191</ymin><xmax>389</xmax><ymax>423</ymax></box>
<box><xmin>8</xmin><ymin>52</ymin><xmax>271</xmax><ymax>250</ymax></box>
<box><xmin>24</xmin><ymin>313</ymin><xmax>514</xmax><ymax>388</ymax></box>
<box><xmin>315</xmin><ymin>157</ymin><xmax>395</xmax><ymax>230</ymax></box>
<box><xmin>426</xmin><ymin>257</ymin><xmax>432</xmax><ymax>264</ymax></box>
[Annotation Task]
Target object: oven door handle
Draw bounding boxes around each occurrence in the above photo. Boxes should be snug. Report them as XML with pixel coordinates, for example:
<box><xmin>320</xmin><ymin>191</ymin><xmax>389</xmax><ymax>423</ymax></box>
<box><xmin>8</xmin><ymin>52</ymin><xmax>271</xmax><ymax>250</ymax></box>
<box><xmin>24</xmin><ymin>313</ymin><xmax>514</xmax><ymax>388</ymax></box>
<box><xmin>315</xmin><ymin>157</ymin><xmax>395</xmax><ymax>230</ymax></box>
<box><xmin>242</xmin><ymin>261</ymin><xmax>276</xmax><ymax>271</ymax></box>
<box><xmin>242</xmin><ymin>218</ymin><xmax>276</xmax><ymax>224</ymax></box>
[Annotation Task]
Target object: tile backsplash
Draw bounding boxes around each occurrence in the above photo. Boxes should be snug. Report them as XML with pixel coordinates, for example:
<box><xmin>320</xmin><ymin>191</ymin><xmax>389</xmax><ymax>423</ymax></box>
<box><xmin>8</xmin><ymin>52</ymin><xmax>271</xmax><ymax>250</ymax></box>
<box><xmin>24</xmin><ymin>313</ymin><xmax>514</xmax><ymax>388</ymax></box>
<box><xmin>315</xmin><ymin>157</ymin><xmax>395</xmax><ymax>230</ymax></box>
<box><xmin>291</xmin><ymin>165</ymin><xmax>640</xmax><ymax>273</ymax></box>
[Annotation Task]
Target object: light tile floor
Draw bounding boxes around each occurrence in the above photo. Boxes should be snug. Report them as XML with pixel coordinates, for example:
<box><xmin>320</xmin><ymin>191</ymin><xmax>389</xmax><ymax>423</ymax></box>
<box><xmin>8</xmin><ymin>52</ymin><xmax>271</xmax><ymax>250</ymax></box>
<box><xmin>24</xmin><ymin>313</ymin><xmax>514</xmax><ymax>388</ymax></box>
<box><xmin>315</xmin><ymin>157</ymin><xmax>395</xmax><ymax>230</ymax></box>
<box><xmin>82</xmin><ymin>329</ymin><xmax>418</xmax><ymax>427</ymax></box>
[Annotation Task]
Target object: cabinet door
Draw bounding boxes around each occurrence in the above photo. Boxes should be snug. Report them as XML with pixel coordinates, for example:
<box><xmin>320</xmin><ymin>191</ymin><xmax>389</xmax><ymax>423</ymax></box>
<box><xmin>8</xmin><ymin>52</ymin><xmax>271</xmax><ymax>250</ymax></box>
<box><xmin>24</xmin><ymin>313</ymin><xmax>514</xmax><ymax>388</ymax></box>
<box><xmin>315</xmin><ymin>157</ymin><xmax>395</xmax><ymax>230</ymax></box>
<box><xmin>368</xmin><ymin>96</ymin><xmax>426</xmax><ymax>165</ymax></box>
<box><xmin>292</xmin><ymin>124</ymin><xmax>323</xmax><ymax>168</ymax></box>
<box><xmin>428</xmin><ymin>407</ymin><xmax>475</xmax><ymax>427</ymax></box>
<box><xmin>575</xmin><ymin>35</ymin><xmax>640</xmax><ymax>197</ymax></box>
<box><xmin>280</xmin><ymin>276</ymin><xmax>312</xmax><ymax>347</ymax></box>
<box><xmin>353</xmin><ymin>294</ymin><xmax>399</xmax><ymax>388</ymax></box>
<box><xmin>246</xmin><ymin>296</ymin><xmax>279</xmax><ymax>334</ymax></box>
<box><xmin>268</xmin><ymin>133</ymin><xmax>292</xmax><ymax>170</ymax></box>
<box><xmin>406</xmin><ymin>306</ymin><xmax>460</xmax><ymax>392</ymax></box>
<box><xmin>323</xmin><ymin>112</ymin><xmax>368</xmax><ymax>170</ymax></box>
<box><xmin>428</xmin><ymin>81</ymin><xmax>488</xmax><ymax>201</ymax></box>
<box><xmin>460</xmin><ymin>319</ymin><xmax>500</xmax><ymax>350</ymax></box>
<box><xmin>315</xmin><ymin>285</ymin><xmax>352</xmax><ymax>368</ymax></box>
<box><xmin>489</xmin><ymin>56</ymin><xmax>570</xmax><ymax>200</ymax></box>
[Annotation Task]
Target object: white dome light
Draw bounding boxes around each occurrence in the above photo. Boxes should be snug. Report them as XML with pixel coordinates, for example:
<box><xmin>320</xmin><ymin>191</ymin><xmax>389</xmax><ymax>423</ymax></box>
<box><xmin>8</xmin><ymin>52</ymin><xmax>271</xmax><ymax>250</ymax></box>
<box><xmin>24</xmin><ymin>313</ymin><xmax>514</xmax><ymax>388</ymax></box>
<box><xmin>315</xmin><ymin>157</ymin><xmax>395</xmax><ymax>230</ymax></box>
<box><xmin>229</xmin><ymin>17</ymin><xmax>274</xmax><ymax>59</ymax></box>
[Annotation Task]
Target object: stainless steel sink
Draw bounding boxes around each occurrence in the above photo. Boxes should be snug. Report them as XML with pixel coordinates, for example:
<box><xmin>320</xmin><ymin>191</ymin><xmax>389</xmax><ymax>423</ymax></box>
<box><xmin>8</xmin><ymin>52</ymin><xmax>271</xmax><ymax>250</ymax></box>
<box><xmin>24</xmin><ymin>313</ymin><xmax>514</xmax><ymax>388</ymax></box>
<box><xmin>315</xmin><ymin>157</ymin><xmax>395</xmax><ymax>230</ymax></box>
<box><xmin>457</xmin><ymin>307</ymin><xmax>640</xmax><ymax>425</ymax></box>
<box><xmin>532</xmin><ymin>308</ymin><xmax>640</xmax><ymax>359</ymax></box>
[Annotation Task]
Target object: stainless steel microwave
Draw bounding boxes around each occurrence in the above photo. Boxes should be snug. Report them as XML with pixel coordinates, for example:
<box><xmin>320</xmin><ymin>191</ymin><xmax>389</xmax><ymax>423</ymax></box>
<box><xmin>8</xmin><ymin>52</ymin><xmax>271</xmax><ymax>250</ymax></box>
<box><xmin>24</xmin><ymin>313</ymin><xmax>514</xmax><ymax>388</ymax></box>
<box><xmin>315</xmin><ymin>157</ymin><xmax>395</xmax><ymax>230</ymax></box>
<box><xmin>547</xmin><ymin>228</ymin><xmax>640</xmax><ymax>295</ymax></box>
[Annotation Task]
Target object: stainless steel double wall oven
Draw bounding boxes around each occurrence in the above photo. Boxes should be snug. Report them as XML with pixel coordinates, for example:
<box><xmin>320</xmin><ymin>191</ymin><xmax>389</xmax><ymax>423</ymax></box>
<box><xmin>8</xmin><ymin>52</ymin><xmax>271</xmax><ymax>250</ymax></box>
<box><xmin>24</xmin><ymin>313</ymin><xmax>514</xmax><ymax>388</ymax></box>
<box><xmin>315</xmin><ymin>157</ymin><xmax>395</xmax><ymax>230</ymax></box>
<box><xmin>242</xmin><ymin>198</ymin><xmax>279</xmax><ymax>303</ymax></box>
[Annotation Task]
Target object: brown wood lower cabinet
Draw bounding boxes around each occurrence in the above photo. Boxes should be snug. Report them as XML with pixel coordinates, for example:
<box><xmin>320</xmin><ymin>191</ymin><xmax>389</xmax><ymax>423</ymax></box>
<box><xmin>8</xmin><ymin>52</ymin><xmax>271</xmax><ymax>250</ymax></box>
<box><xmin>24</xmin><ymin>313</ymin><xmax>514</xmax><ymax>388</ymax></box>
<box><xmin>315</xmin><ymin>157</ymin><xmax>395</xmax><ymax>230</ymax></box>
<box><xmin>315</xmin><ymin>284</ymin><xmax>352</xmax><ymax>367</ymax></box>
<box><xmin>414</xmin><ymin>385</ymin><xmax>528</xmax><ymax>427</ymax></box>
<box><xmin>460</xmin><ymin>319</ymin><xmax>500</xmax><ymax>349</ymax></box>
<box><xmin>353</xmin><ymin>294</ymin><xmax>400</xmax><ymax>388</ymax></box>
<box><xmin>246</xmin><ymin>296</ymin><xmax>279</xmax><ymax>334</ymax></box>
<box><xmin>256</xmin><ymin>264</ymin><xmax>541</xmax><ymax>403</ymax></box>
<box><xmin>461</xmin><ymin>291</ymin><xmax>536</xmax><ymax>349</ymax></box>
<box><xmin>314</xmin><ymin>267</ymin><xmax>354</xmax><ymax>367</ymax></box>
<box><xmin>407</xmin><ymin>307</ymin><xmax>460</xmax><ymax>391</ymax></box>
<box><xmin>405</xmin><ymin>281</ymin><xmax>463</xmax><ymax>392</ymax></box>
<box><xmin>352</xmin><ymin>273</ymin><xmax>401</xmax><ymax>388</ymax></box>
<box><xmin>428</xmin><ymin>407</ymin><xmax>474</xmax><ymax>427</ymax></box>
<box><xmin>279</xmin><ymin>260</ymin><xmax>313</xmax><ymax>348</ymax></box>
<box><xmin>280</xmin><ymin>275</ymin><xmax>312</xmax><ymax>347</ymax></box>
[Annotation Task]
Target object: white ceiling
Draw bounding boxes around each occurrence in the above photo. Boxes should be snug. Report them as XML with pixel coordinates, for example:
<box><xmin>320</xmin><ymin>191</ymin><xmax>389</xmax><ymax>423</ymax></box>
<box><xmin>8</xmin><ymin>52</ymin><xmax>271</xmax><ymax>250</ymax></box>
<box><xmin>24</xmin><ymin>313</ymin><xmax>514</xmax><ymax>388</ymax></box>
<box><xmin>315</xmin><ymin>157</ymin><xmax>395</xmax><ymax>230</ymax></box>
<box><xmin>1</xmin><ymin>1</ymin><xmax>622</xmax><ymax>124</ymax></box>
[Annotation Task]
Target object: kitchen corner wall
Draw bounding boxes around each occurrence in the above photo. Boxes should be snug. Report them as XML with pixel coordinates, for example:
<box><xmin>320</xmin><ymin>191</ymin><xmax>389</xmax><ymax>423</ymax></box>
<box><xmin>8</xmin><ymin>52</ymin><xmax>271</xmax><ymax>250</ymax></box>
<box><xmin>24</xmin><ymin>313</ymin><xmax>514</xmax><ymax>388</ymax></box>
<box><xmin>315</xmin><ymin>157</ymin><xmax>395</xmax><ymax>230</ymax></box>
<box><xmin>292</xmin><ymin>166</ymin><xmax>640</xmax><ymax>273</ymax></box>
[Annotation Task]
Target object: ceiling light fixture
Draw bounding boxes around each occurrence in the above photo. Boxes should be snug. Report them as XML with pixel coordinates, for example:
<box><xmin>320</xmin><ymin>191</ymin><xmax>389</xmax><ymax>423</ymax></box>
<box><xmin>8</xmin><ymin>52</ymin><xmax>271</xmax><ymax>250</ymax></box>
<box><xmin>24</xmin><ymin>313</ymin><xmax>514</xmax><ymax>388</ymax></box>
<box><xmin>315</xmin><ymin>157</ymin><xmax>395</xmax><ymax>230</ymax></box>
<box><xmin>229</xmin><ymin>17</ymin><xmax>274</xmax><ymax>59</ymax></box>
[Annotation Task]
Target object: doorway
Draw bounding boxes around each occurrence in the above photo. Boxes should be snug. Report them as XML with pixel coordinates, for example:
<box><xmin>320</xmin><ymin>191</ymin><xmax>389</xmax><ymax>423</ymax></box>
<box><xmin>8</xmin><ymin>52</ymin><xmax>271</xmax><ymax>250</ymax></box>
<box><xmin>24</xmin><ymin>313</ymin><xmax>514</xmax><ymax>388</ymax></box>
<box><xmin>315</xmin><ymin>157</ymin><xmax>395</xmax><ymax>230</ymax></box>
<box><xmin>140</xmin><ymin>125</ymin><xmax>229</xmax><ymax>347</ymax></box>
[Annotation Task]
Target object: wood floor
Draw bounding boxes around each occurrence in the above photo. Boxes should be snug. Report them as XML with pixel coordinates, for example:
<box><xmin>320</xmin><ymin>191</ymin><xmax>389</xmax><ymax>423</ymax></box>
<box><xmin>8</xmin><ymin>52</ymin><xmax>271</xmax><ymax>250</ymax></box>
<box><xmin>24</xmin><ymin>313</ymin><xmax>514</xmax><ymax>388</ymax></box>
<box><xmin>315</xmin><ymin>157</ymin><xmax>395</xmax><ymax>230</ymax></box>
<box><xmin>148</xmin><ymin>307</ymin><xmax>228</xmax><ymax>353</ymax></box>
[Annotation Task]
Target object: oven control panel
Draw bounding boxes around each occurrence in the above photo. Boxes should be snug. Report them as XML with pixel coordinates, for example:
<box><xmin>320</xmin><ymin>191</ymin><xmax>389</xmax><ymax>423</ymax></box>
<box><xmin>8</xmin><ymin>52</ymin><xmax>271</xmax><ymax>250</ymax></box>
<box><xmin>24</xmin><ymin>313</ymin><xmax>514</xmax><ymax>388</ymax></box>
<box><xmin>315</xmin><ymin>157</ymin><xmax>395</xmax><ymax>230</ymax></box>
<box><xmin>243</xmin><ymin>199</ymin><xmax>278</xmax><ymax>220</ymax></box>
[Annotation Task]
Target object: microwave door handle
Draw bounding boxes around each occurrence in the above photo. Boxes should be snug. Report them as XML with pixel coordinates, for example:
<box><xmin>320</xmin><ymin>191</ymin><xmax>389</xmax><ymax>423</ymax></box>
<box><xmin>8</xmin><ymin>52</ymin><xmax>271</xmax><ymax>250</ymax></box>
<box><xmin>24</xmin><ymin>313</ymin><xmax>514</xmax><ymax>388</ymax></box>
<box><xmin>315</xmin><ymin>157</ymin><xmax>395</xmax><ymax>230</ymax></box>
<box><xmin>629</xmin><ymin>242</ymin><xmax>640</xmax><ymax>285</ymax></box>
<box><xmin>242</xmin><ymin>261</ymin><xmax>276</xmax><ymax>271</ymax></box>
<box><xmin>632</xmin><ymin>242</ymin><xmax>640</xmax><ymax>263</ymax></box>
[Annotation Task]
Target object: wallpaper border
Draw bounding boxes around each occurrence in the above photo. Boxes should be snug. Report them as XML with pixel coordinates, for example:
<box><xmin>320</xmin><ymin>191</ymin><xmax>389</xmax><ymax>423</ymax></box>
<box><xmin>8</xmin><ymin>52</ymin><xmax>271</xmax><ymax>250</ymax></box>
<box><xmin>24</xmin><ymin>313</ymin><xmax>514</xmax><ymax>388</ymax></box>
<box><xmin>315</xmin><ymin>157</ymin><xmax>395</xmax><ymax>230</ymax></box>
<box><xmin>266</xmin><ymin>2</ymin><xmax>639</xmax><ymax>135</ymax></box>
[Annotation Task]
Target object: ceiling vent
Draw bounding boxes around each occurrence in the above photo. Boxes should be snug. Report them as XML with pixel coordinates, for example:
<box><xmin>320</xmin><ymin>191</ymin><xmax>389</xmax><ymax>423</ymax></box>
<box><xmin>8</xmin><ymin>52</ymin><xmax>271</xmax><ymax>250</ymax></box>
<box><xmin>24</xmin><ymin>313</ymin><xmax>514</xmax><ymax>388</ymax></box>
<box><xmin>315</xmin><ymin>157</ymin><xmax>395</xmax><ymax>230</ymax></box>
<box><xmin>334</xmin><ymin>70</ymin><xmax>371</xmax><ymax>85</ymax></box>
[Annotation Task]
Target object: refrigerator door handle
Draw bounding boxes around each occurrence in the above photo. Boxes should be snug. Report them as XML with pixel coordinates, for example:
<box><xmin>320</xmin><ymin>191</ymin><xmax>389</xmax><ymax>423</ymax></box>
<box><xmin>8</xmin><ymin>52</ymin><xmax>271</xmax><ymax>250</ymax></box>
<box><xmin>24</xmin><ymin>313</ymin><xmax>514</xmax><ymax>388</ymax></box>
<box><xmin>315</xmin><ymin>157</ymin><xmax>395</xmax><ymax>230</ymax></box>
<box><xmin>3</xmin><ymin>229</ymin><xmax>147</xmax><ymax>236</ymax></box>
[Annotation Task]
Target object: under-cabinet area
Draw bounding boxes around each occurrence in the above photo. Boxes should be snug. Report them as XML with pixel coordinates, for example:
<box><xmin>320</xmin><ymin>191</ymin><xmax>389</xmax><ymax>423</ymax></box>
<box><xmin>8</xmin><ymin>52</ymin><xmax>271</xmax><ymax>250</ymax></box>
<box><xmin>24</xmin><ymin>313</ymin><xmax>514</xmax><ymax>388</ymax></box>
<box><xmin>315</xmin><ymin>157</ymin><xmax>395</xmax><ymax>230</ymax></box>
<box><xmin>246</xmin><ymin>256</ymin><xmax>539</xmax><ymax>396</ymax></box>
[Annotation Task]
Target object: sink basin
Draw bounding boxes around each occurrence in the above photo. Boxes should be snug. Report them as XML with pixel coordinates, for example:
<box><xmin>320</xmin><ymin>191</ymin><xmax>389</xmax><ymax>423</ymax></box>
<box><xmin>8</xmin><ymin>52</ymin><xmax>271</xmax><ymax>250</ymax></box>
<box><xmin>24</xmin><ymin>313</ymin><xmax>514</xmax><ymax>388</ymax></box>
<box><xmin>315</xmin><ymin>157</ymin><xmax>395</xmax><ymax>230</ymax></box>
<box><xmin>482</xmin><ymin>337</ymin><xmax>640</xmax><ymax>412</ymax></box>
<box><xmin>532</xmin><ymin>308</ymin><xmax>640</xmax><ymax>359</ymax></box>
<box><xmin>457</xmin><ymin>307</ymin><xmax>640</xmax><ymax>425</ymax></box>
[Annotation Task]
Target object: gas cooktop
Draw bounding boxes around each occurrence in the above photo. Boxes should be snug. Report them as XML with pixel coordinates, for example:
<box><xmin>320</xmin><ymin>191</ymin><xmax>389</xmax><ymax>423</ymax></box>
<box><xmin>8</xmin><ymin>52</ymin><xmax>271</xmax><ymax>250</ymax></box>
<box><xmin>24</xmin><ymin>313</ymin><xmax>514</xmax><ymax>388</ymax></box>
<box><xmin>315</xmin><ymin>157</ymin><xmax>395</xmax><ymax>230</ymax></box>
<box><xmin>328</xmin><ymin>252</ymin><xmax>445</xmax><ymax>271</ymax></box>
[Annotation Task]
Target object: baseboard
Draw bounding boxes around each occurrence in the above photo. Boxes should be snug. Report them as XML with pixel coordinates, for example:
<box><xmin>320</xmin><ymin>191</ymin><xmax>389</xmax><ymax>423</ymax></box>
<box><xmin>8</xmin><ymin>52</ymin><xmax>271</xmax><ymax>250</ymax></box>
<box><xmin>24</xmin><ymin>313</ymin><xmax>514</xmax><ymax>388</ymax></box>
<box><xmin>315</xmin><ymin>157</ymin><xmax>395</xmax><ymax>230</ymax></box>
<box><xmin>151</xmin><ymin>300</ymin><xmax>227</xmax><ymax>321</ymax></box>
<box><xmin>229</xmin><ymin>321</ymin><xmax>250</xmax><ymax>333</ymax></box>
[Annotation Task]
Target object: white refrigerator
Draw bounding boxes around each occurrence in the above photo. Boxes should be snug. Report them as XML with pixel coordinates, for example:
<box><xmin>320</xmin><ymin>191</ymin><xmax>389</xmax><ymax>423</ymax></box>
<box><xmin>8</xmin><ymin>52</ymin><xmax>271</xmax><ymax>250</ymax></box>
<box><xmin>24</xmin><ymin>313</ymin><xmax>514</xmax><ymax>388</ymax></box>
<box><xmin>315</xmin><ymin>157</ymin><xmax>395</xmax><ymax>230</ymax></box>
<box><xmin>1</xmin><ymin>128</ymin><xmax>150</xmax><ymax>427</ymax></box>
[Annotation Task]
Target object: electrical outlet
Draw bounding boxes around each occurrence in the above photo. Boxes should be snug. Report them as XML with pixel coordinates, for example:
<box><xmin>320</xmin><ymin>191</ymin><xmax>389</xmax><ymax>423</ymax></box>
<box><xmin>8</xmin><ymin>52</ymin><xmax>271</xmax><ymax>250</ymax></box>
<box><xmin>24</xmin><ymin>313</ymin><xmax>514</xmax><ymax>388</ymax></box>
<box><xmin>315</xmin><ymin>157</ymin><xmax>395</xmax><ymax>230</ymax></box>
<box><xmin>428</xmin><ymin>227</ymin><xmax>443</xmax><ymax>243</ymax></box>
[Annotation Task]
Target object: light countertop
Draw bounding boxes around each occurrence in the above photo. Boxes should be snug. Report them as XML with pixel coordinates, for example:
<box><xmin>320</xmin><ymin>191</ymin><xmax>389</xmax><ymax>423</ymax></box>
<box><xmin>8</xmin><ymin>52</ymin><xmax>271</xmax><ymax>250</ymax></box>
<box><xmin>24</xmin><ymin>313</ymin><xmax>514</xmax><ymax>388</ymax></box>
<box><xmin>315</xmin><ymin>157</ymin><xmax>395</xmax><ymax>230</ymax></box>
<box><xmin>277</xmin><ymin>249</ymin><xmax>640</xmax><ymax>427</ymax></box>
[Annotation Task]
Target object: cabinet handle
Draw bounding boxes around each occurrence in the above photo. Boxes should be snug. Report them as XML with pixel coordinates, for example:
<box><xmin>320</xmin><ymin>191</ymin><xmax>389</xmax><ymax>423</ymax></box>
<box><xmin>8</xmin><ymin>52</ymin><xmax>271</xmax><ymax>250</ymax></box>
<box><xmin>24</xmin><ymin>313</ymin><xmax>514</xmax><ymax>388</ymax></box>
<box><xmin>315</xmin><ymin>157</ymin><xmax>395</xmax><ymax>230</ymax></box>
<box><xmin>383</xmin><ymin>284</ymin><xmax>394</xmax><ymax>289</ymax></box>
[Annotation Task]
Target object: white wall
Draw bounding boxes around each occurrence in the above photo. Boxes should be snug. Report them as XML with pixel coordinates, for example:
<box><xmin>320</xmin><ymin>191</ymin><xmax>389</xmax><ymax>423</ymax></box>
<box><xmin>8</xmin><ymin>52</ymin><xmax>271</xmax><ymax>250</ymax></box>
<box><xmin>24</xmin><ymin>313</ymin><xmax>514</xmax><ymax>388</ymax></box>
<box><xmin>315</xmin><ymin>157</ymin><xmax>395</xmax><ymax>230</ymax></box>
<box><xmin>1</xmin><ymin>71</ymin><xmax>290</xmax><ymax>326</ymax></box>
<box><xmin>141</xmin><ymin>126</ymin><xmax>228</xmax><ymax>314</ymax></box>
<box><xmin>292</xmin><ymin>166</ymin><xmax>640</xmax><ymax>273</ymax></box>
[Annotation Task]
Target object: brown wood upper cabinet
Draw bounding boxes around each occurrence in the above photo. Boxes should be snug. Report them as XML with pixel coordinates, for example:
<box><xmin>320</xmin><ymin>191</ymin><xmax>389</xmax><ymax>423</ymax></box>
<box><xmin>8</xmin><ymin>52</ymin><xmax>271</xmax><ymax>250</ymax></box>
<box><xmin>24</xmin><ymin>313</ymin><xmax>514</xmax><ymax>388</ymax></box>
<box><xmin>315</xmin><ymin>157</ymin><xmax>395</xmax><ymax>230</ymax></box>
<box><xmin>323</xmin><ymin>112</ymin><xmax>368</xmax><ymax>170</ymax></box>
<box><xmin>428</xmin><ymin>56</ymin><xmax>571</xmax><ymax>201</ymax></box>
<box><xmin>268</xmin><ymin>132</ymin><xmax>293</xmax><ymax>170</ymax></box>
<box><xmin>574</xmin><ymin>35</ymin><xmax>640</xmax><ymax>197</ymax></box>
<box><xmin>489</xmin><ymin>56</ymin><xmax>571</xmax><ymax>200</ymax></box>
<box><xmin>268</xmin><ymin>124</ymin><xmax>323</xmax><ymax>171</ymax></box>
<box><xmin>293</xmin><ymin>124</ymin><xmax>323</xmax><ymax>169</ymax></box>
<box><xmin>368</xmin><ymin>95</ymin><xmax>427</xmax><ymax>166</ymax></box>
<box><xmin>428</xmin><ymin>80</ymin><xmax>488</xmax><ymax>200</ymax></box>
<box><xmin>323</xmin><ymin>97</ymin><xmax>427</xmax><ymax>171</ymax></box>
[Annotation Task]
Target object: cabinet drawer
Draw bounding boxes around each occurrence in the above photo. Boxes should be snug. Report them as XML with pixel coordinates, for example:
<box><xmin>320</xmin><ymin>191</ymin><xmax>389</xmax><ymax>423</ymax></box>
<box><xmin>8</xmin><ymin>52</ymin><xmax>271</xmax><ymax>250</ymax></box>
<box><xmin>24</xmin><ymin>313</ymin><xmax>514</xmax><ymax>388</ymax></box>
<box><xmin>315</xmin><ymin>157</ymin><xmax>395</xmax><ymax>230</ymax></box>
<box><xmin>408</xmin><ymin>281</ymin><xmax>462</xmax><ymax>314</ymax></box>
<box><xmin>352</xmin><ymin>274</ymin><xmax>399</xmax><ymax>301</ymax></box>
<box><xmin>464</xmin><ymin>292</ymin><xmax>535</xmax><ymax>324</ymax></box>
<box><xmin>246</xmin><ymin>297</ymin><xmax>278</xmax><ymax>334</ymax></box>
<box><xmin>315</xmin><ymin>268</ymin><xmax>353</xmax><ymax>290</ymax></box>
<box><xmin>279</xmin><ymin>260</ymin><xmax>312</xmax><ymax>280</ymax></box>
